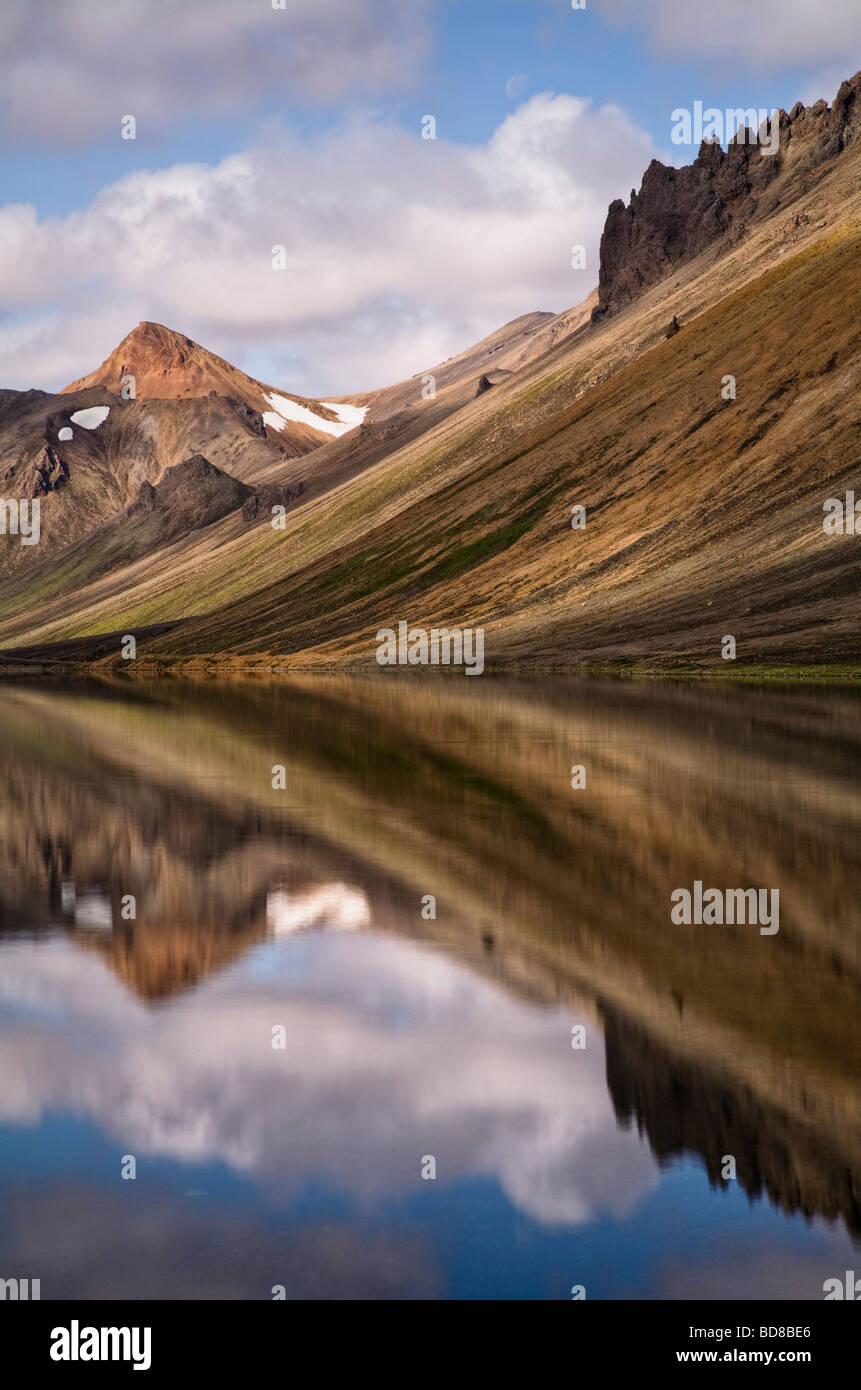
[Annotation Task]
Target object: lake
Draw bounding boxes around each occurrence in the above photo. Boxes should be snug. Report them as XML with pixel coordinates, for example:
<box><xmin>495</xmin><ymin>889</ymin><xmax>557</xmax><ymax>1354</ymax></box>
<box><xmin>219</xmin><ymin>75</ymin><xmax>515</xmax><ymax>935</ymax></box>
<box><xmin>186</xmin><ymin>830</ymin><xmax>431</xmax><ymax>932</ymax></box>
<box><xmin>0</xmin><ymin>674</ymin><xmax>858</xmax><ymax>1299</ymax></box>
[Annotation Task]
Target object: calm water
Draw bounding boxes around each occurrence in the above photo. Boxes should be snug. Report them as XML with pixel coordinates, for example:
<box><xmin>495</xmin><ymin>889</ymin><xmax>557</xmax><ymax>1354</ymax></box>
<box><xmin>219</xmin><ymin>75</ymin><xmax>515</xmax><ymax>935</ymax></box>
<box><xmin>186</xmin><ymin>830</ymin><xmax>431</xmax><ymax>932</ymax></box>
<box><xmin>0</xmin><ymin>675</ymin><xmax>859</xmax><ymax>1300</ymax></box>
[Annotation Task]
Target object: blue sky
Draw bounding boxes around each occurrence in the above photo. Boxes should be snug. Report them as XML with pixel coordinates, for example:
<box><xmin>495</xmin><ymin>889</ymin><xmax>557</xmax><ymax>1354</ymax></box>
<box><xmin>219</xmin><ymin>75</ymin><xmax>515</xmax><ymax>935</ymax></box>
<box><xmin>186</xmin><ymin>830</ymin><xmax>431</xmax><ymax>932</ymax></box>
<box><xmin>0</xmin><ymin>0</ymin><xmax>857</xmax><ymax>394</ymax></box>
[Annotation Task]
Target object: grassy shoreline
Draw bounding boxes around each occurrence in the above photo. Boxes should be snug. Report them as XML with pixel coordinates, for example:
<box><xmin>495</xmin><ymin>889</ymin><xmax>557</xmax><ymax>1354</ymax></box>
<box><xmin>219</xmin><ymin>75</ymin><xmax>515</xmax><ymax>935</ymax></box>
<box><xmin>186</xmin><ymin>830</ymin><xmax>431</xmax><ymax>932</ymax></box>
<box><xmin>2</xmin><ymin>657</ymin><xmax>860</xmax><ymax>683</ymax></box>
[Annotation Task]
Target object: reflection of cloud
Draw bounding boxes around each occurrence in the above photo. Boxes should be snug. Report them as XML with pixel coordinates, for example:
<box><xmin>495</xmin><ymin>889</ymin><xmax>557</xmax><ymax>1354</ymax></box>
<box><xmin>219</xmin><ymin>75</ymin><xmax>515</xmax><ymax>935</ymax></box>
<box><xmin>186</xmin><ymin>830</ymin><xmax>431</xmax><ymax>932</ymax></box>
<box><xmin>266</xmin><ymin>883</ymin><xmax>371</xmax><ymax>936</ymax></box>
<box><xmin>0</xmin><ymin>1183</ymin><xmax>440</xmax><ymax>1300</ymax></box>
<box><xmin>0</xmin><ymin>931</ymin><xmax>659</xmax><ymax>1228</ymax></box>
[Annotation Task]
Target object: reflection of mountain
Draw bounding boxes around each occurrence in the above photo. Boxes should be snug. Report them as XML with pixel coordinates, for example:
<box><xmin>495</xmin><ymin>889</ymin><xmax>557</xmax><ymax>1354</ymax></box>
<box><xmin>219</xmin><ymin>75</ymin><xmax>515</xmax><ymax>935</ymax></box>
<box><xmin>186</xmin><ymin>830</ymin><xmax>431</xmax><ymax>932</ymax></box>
<box><xmin>602</xmin><ymin>1005</ymin><xmax>861</xmax><ymax>1239</ymax></box>
<box><xmin>0</xmin><ymin>675</ymin><xmax>859</xmax><ymax>1238</ymax></box>
<box><xmin>0</xmin><ymin>689</ymin><xmax>384</xmax><ymax>998</ymax></box>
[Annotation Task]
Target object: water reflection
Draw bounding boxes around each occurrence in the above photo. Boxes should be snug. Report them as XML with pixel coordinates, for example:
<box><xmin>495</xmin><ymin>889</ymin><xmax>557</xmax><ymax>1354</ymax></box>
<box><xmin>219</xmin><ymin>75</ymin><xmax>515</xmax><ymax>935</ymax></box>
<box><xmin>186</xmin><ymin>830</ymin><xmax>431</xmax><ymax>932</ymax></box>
<box><xmin>0</xmin><ymin>675</ymin><xmax>858</xmax><ymax>1298</ymax></box>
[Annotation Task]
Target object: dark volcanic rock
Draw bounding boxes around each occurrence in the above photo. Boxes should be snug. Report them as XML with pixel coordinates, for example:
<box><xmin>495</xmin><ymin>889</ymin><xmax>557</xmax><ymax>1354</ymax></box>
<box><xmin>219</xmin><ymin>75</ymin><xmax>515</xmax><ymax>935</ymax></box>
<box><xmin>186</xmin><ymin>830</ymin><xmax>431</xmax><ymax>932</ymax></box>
<box><xmin>475</xmin><ymin>374</ymin><xmax>494</xmax><ymax>397</ymax></box>
<box><xmin>242</xmin><ymin>480</ymin><xmax>305</xmax><ymax>523</ymax></box>
<box><xmin>127</xmin><ymin>453</ymin><xmax>250</xmax><ymax>534</ymax></box>
<box><xmin>592</xmin><ymin>70</ymin><xmax>861</xmax><ymax>322</ymax></box>
<box><xmin>131</xmin><ymin>480</ymin><xmax>157</xmax><ymax>516</ymax></box>
<box><xmin>24</xmin><ymin>444</ymin><xmax>69</xmax><ymax>498</ymax></box>
<box><xmin>227</xmin><ymin>397</ymin><xmax>266</xmax><ymax>437</ymax></box>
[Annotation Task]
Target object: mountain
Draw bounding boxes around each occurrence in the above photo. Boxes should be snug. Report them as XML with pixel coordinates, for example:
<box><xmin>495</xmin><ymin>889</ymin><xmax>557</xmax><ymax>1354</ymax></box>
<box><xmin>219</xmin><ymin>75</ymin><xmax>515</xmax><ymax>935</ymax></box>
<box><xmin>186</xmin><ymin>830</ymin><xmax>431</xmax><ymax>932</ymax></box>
<box><xmin>0</xmin><ymin>72</ymin><xmax>859</xmax><ymax>671</ymax></box>
<box><xmin>62</xmin><ymin>319</ymin><xmax>357</xmax><ymax>443</ymax></box>
<box><xmin>0</xmin><ymin>320</ymin><xmax>373</xmax><ymax>576</ymax></box>
<box><xmin>594</xmin><ymin>73</ymin><xmax>860</xmax><ymax>319</ymax></box>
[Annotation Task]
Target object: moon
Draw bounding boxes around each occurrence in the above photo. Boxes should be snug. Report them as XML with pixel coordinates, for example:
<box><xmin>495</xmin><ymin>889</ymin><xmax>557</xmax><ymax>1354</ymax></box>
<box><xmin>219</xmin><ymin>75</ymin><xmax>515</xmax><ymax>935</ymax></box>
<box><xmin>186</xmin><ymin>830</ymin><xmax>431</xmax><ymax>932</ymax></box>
<box><xmin>505</xmin><ymin>74</ymin><xmax>529</xmax><ymax>101</ymax></box>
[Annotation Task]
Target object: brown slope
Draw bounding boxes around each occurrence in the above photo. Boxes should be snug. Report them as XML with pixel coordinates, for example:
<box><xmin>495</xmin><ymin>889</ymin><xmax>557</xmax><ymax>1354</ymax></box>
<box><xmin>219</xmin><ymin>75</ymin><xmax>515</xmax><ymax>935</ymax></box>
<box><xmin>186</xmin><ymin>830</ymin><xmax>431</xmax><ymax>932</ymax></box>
<box><xmin>134</xmin><ymin>219</ymin><xmax>861</xmax><ymax>669</ymax></box>
<box><xmin>0</xmin><ymin>310</ymin><xmax>595</xmax><ymax>582</ymax></box>
<box><xmin>331</xmin><ymin>298</ymin><xmax>596</xmax><ymax>424</ymax></box>
<box><xmin>3</xmin><ymin>74</ymin><xmax>860</xmax><ymax>664</ymax></box>
<box><xmin>122</xmin><ymin>76</ymin><xmax>860</xmax><ymax>670</ymax></box>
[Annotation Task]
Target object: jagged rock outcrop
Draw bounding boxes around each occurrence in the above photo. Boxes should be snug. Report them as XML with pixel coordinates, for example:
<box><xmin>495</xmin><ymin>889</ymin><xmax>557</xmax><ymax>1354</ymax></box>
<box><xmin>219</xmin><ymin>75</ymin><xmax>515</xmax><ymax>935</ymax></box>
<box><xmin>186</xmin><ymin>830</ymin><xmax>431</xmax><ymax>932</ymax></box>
<box><xmin>23</xmin><ymin>444</ymin><xmax>69</xmax><ymax>498</ymax></box>
<box><xmin>475</xmin><ymin>374</ymin><xmax>494</xmax><ymax>397</ymax></box>
<box><xmin>228</xmin><ymin>397</ymin><xmax>266</xmax><ymax>437</ymax></box>
<box><xmin>127</xmin><ymin>453</ymin><xmax>250</xmax><ymax>534</ymax></box>
<box><xmin>593</xmin><ymin>70</ymin><xmax>860</xmax><ymax>321</ymax></box>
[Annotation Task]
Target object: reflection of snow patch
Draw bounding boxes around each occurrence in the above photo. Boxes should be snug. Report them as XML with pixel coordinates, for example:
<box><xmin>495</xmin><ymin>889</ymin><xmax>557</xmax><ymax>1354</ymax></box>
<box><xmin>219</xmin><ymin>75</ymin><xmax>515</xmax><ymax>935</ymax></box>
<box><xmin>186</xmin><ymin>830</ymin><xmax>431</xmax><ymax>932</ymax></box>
<box><xmin>58</xmin><ymin>427</ymin><xmax>73</xmax><ymax>441</ymax></box>
<box><xmin>61</xmin><ymin>879</ymin><xmax>76</xmax><ymax>914</ymax></box>
<box><xmin>266</xmin><ymin>883</ymin><xmax>371</xmax><ymax>936</ymax></box>
<box><xmin>75</xmin><ymin>891</ymin><xmax>113</xmax><ymax>930</ymax></box>
<box><xmin>264</xmin><ymin>392</ymin><xmax>359</xmax><ymax>439</ymax></box>
<box><xmin>69</xmin><ymin>406</ymin><xmax>110</xmax><ymax>430</ymax></box>
<box><xmin>320</xmin><ymin>402</ymin><xmax>367</xmax><ymax>430</ymax></box>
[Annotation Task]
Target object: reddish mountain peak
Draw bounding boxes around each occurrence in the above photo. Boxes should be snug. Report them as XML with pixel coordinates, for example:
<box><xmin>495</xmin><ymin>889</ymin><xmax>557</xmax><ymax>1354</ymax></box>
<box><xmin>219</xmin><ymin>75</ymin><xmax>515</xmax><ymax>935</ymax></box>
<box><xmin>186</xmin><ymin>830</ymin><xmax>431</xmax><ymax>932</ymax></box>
<box><xmin>61</xmin><ymin>322</ymin><xmax>267</xmax><ymax>403</ymax></box>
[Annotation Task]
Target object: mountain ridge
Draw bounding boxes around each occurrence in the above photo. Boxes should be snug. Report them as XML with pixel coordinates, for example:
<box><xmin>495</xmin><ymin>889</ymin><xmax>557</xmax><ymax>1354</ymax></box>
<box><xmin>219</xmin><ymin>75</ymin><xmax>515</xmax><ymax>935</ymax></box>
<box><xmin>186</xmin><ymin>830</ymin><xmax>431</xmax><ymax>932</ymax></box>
<box><xmin>1</xmin><ymin>69</ymin><xmax>859</xmax><ymax>671</ymax></box>
<box><xmin>594</xmin><ymin>70</ymin><xmax>861</xmax><ymax>319</ymax></box>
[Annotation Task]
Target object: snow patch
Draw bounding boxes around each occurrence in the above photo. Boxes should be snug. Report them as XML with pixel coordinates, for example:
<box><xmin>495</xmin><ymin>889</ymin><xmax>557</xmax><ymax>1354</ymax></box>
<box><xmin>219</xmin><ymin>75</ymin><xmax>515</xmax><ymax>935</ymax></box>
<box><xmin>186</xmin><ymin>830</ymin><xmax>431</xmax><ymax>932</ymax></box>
<box><xmin>58</xmin><ymin>427</ymin><xmax>73</xmax><ymax>441</ymax></box>
<box><xmin>266</xmin><ymin>884</ymin><xmax>371</xmax><ymax>936</ymax></box>
<box><xmin>69</xmin><ymin>406</ymin><xmax>110</xmax><ymax>430</ymax></box>
<box><xmin>320</xmin><ymin>401</ymin><xmax>368</xmax><ymax>430</ymax></box>
<box><xmin>261</xmin><ymin>410</ymin><xmax>287</xmax><ymax>432</ymax></box>
<box><xmin>75</xmin><ymin>891</ymin><xmax>113</xmax><ymax>931</ymax></box>
<box><xmin>264</xmin><ymin>391</ymin><xmax>361</xmax><ymax>438</ymax></box>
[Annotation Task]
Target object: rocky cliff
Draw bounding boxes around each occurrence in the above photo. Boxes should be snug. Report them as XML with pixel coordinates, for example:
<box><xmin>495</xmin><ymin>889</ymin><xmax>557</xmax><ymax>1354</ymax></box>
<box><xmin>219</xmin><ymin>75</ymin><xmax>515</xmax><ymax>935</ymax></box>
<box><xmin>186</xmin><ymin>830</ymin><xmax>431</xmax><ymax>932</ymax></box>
<box><xmin>593</xmin><ymin>71</ymin><xmax>861</xmax><ymax>320</ymax></box>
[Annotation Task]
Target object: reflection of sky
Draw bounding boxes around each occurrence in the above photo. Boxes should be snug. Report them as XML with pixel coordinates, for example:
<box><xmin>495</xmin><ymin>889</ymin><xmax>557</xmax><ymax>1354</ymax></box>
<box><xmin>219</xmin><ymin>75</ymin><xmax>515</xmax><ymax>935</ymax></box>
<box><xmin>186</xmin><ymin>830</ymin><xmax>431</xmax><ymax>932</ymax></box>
<box><xmin>0</xmin><ymin>928</ymin><xmax>856</xmax><ymax>1300</ymax></box>
<box><xmin>0</xmin><ymin>928</ymin><xmax>656</xmax><ymax>1227</ymax></box>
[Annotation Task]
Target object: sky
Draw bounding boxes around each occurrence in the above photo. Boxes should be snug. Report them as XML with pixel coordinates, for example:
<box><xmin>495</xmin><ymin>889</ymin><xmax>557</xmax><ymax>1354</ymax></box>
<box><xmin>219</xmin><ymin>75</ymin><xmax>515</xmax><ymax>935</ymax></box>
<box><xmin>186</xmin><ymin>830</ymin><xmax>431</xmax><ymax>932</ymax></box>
<box><xmin>0</xmin><ymin>0</ymin><xmax>858</xmax><ymax>397</ymax></box>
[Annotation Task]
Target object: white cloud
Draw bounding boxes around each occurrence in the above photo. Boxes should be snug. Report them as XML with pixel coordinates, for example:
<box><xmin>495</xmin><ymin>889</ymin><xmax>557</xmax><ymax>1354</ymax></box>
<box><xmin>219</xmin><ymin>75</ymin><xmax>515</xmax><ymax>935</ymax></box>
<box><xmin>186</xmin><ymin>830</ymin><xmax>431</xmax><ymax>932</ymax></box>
<box><xmin>0</xmin><ymin>97</ymin><xmax>656</xmax><ymax>395</ymax></box>
<box><xmin>0</xmin><ymin>0</ymin><xmax>432</xmax><ymax>145</ymax></box>
<box><xmin>798</xmin><ymin>67</ymin><xmax>858</xmax><ymax>107</ymax></box>
<box><xmin>594</xmin><ymin>0</ymin><xmax>861</xmax><ymax>70</ymax></box>
<box><xmin>0</xmin><ymin>930</ymin><xmax>659</xmax><ymax>1227</ymax></box>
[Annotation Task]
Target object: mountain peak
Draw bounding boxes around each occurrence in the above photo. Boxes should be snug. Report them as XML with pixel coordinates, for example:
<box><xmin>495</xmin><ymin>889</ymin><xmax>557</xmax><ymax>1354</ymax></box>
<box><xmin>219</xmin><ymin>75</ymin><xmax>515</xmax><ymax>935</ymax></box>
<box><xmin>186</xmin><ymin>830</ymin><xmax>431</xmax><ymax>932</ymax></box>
<box><xmin>61</xmin><ymin>321</ymin><xmax>259</xmax><ymax>401</ymax></box>
<box><xmin>124</xmin><ymin>321</ymin><xmax>196</xmax><ymax>351</ymax></box>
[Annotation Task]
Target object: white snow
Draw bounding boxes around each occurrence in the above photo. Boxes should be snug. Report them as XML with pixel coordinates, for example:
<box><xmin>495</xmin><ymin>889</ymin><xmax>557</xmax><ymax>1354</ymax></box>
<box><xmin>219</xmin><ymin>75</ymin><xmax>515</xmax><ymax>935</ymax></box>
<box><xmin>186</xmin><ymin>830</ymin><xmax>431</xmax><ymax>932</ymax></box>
<box><xmin>69</xmin><ymin>406</ymin><xmax>110</xmax><ymax>430</ymax></box>
<box><xmin>75</xmin><ymin>891</ymin><xmax>113</xmax><ymax>931</ymax></box>
<box><xmin>263</xmin><ymin>391</ymin><xmax>365</xmax><ymax>438</ymax></box>
<box><xmin>58</xmin><ymin>427</ymin><xmax>73</xmax><ymax>441</ymax></box>
<box><xmin>266</xmin><ymin>884</ymin><xmax>371</xmax><ymax>936</ymax></box>
<box><xmin>320</xmin><ymin>401</ymin><xmax>368</xmax><ymax>429</ymax></box>
<box><xmin>261</xmin><ymin>410</ymin><xmax>287</xmax><ymax>432</ymax></box>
